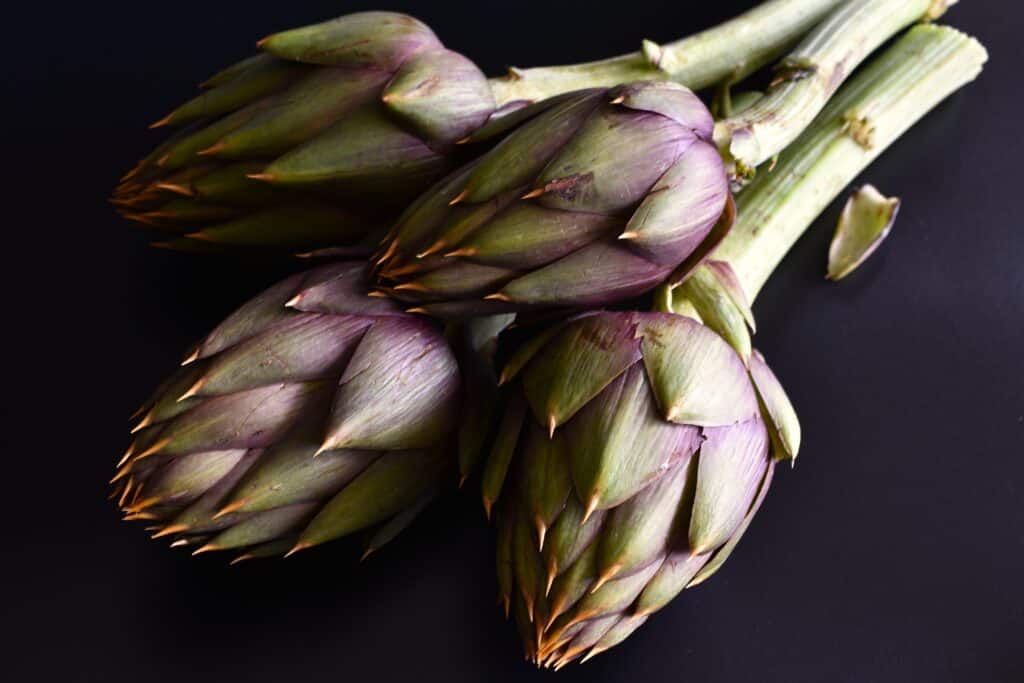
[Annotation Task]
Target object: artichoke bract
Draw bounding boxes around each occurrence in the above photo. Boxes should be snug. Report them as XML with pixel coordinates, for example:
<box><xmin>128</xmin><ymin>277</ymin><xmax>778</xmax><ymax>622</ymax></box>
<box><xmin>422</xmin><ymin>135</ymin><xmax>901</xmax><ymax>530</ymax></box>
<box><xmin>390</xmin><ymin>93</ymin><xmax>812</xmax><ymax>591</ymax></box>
<box><xmin>375</xmin><ymin>82</ymin><xmax>732</xmax><ymax>317</ymax></box>
<box><xmin>113</xmin><ymin>262</ymin><xmax>462</xmax><ymax>560</ymax></box>
<box><xmin>484</xmin><ymin>312</ymin><xmax>796</xmax><ymax>667</ymax></box>
<box><xmin>113</xmin><ymin>12</ymin><xmax>496</xmax><ymax>251</ymax></box>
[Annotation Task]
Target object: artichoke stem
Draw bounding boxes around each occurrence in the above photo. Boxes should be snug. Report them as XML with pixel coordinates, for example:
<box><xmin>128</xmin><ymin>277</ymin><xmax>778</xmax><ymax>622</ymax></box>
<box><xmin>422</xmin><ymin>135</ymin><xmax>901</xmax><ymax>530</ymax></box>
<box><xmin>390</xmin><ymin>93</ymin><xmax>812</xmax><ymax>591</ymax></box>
<box><xmin>713</xmin><ymin>0</ymin><xmax>954</xmax><ymax>170</ymax></box>
<box><xmin>488</xmin><ymin>0</ymin><xmax>844</xmax><ymax>106</ymax></box>
<box><xmin>712</xmin><ymin>24</ymin><xmax>986</xmax><ymax>300</ymax></box>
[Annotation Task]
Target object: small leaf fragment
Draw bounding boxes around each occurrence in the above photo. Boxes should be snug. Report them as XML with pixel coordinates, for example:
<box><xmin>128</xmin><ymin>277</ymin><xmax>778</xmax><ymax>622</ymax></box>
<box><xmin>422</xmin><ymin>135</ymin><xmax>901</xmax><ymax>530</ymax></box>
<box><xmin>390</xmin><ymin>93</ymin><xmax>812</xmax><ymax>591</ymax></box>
<box><xmin>827</xmin><ymin>184</ymin><xmax>900</xmax><ymax>281</ymax></box>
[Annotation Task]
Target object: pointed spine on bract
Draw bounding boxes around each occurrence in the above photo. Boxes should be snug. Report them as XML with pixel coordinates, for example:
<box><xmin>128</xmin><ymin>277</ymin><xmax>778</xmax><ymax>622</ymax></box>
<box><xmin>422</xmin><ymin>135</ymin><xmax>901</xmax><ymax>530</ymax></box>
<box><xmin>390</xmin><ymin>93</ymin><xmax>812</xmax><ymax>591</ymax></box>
<box><xmin>114</xmin><ymin>262</ymin><xmax>464</xmax><ymax>560</ymax></box>
<box><xmin>485</xmin><ymin>310</ymin><xmax>798</xmax><ymax>665</ymax></box>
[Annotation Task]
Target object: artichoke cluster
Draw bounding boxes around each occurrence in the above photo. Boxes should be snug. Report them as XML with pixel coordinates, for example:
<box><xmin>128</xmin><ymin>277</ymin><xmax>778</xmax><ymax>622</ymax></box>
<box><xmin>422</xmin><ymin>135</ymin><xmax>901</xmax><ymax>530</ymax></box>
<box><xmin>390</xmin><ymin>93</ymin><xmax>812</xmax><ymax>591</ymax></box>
<box><xmin>111</xmin><ymin>1</ymin><xmax>985</xmax><ymax>669</ymax></box>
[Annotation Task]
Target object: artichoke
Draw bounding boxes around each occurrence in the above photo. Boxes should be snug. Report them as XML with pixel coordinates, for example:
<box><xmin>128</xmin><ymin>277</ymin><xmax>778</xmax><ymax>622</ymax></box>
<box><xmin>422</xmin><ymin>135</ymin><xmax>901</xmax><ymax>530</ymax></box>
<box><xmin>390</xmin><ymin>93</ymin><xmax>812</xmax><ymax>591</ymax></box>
<box><xmin>483</xmin><ymin>23</ymin><xmax>987</xmax><ymax>667</ymax></box>
<box><xmin>113</xmin><ymin>1</ymin><xmax>847</xmax><ymax>252</ymax></box>
<box><xmin>113</xmin><ymin>262</ymin><xmax>462</xmax><ymax>560</ymax></box>
<box><xmin>485</xmin><ymin>312</ymin><xmax>796</xmax><ymax>667</ymax></box>
<box><xmin>375</xmin><ymin>81</ymin><xmax>732</xmax><ymax>317</ymax></box>
<box><xmin>113</xmin><ymin>11</ymin><xmax>498</xmax><ymax>252</ymax></box>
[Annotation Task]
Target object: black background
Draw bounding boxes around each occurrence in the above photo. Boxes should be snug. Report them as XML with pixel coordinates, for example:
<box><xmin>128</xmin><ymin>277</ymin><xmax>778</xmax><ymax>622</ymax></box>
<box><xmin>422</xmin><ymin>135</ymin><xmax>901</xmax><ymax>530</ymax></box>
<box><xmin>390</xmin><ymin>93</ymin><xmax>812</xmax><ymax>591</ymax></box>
<box><xmin>4</xmin><ymin>2</ymin><xmax>1022</xmax><ymax>681</ymax></box>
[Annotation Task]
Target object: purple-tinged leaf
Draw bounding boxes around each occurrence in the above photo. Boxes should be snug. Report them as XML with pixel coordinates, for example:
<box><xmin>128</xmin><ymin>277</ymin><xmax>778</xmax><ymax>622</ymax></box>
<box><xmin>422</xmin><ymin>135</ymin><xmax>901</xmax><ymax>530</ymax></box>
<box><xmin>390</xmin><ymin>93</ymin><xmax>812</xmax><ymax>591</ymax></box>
<box><xmin>597</xmin><ymin>454</ymin><xmax>694</xmax><ymax>579</ymax></box>
<box><xmin>634</xmin><ymin>550</ymin><xmax>710</xmax><ymax>615</ymax></box>
<box><xmin>704</xmin><ymin>260</ymin><xmax>755</xmax><ymax>332</ymax></box>
<box><xmin>637</xmin><ymin>313</ymin><xmax>759</xmax><ymax>426</ymax></box>
<box><xmin>586</xmin><ymin>614</ymin><xmax>649</xmax><ymax>661</ymax></box>
<box><xmin>258</xmin><ymin>11</ymin><xmax>441</xmax><ymax>70</ymax></box>
<box><xmin>461</xmin><ymin>91</ymin><xmax>604</xmax><ymax>203</ymax></box>
<box><xmin>383</xmin><ymin>48</ymin><xmax>495</xmax><ymax>145</ymax></box>
<box><xmin>688</xmin><ymin>418</ymin><xmax>770</xmax><ymax>553</ymax></box>
<box><xmin>536</xmin><ymin>108</ymin><xmax>694</xmax><ymax>214</ymax></box>
<box><xmin>290</xmin><ymin>262</ymin><xmax>403</xmax><ymax>316</ymax></box>
<box><xmin>481</xmin><ymin>394</ymin><xmax>527</xmax><ymax>514</ymax></box>
<box><xmin>623</xmin><ymin>140</ymin><xmax>728</xmax><ymax>266</ymax></box>
<box><xmin>690</xmin><ymin>459</ymin><xmax>775</xmax><ymax>587</ymax></box>
<box><xmin>263</xmin><ymin>105</ymin><xmax>446</xmax><ymax>189</ymax></box>
<box><xmin>663</xmin><ymin>193</ymin><xmax>736</xmax><ymax>287</ymax></box>
<box><xmin>297</xmin><ymin>448</ymin><xmax>447</xmax><ymax>549</ymax></box>
<box><xmin>570</xmin><ymin>560</ymin><xmax>660</xmax><ymax>623</ymax></box>
<box><xmin>192</xmin><ymin>314</ymin><xmax>372</xmax><ymax>395</ymax></box>
<box><xmin>227</xmin><ymin>407</ymin><xmax>378</xmax><ymax>512</ymax></box>
<box><xmin>404</xmin><ymin>260</ymin><xmax>517</xmax><ymax>300</ymax></box>
<box><xmin>159</xmin><ymin>382</ymin><xmax>330</xmax><ymax>456</ymax></box>
<box><xmin>210</xmin><ymin>67</ymin><xmax>389</xmax><ymax>159</ymax></box>
<box><xmin>143</xmin><ymin>449</ymin><xmax>249</xmax><ymax>508</ymax></box>
<box><xmin>749</xmin><ymin>350</ymin><xmax>801</xmax><ymax>462</ymax></box>
<box><xmin>522</xmin><ymin>423</ymin><xmax>572</xmax><ymax>540</ymax></box>
<box><xmin>324</xmin><ymin>317</ymin><xmax>459</xmax><ymax>450</ymax></box>
<box><xmin>206</xmin><ymin>502</ymin><xmax>318</xmax><ymax>551</ymax></box>
<box><xmin>500</xmin><ymin>241</ymin><xmax>671</xmax><ymax>307</ymax></box>
<box><xmin>544</xmin><ymin>495</ymin><xmax>607</xmax><ymax>589</ymax></box>
<box><xmin>458</xmin><ymin>203</ymin><xmax>618</xmax><ymax>270</ymax></box>
<box><xmin>613</xmin><ymin>81</ymin><xmax>714</xmax><ymax>139</ymax></box>
<box><xmin>196</xmin><ymin>273</ymin><xmax>305</xmax><ymax>359</ymax></box>
<box><xmin>566</xmin><ymin>363</ymin><xmax>702</xmax><ymax>510</ymax></box>
<box><xmin>521</xmin><ymin>313</ymin><xmax>642</xmax><ymax>432</ymax></box>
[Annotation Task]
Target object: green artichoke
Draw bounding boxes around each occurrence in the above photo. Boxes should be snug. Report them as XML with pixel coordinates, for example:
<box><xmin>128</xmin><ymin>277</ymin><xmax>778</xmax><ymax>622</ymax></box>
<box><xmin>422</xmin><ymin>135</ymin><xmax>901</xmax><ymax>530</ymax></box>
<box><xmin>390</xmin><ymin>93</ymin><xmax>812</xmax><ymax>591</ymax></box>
<box><xmin>484</xmin><ymin>311</ymin><xmax>797</xmax><ymax>667</ymax></box>
<box><xmin>375</xmin><ymin>81</ymin><xmax>732</xmax><ymax>317</ymax></box>
<box><xmin>113</xmin><ymin>262</ymin><xmax>462</xmax><ymax>560</ymax></box>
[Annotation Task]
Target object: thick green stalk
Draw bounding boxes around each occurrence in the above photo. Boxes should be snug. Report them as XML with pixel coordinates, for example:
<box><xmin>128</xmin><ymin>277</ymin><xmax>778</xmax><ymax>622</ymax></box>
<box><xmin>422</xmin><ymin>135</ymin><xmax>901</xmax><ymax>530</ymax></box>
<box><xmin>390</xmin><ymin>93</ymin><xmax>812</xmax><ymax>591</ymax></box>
<box><xmin>713</xmin><ymin>24</ymin><xmax>986</xmax><ymax>298</ymax></box>
<box><xmin>488</xmin><ymin>0</ymin><xmax>844</xmax><ymax>106</ymax></box>
<box><xmin>714</xmin><ymin>0</ymin><xmax>956</xmax><ymax>171</ymax></box>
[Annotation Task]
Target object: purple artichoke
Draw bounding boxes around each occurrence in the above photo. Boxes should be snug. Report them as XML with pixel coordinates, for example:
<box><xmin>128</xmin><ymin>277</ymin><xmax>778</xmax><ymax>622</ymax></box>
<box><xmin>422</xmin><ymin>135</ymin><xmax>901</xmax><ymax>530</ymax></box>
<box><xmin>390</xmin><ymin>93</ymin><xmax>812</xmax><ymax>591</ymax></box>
<box><xmin>374</xmin><ymin>81</ymin><xmax>733</xmax><ymax>316</ymax></box>
<box><xmin>112</xmin><ymin>11</ymin><xmax>497</xmax><ymax>251</ymax></box>
<box><xmin>482</xmin><ymin>311</ymin><xmax>798</xmax><ymax>666</ymax></box>
<box><xmin>113</xmin><ymin>262</ymin><xmax>462</xmax><ymax>560</ymax></box>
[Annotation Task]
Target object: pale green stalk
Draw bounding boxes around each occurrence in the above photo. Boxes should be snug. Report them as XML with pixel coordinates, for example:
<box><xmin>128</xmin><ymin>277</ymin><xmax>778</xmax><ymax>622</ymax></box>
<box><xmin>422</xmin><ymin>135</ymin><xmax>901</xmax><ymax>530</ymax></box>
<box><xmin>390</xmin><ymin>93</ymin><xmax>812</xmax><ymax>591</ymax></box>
<box><xmin>715</xmin><ymin>0</ymin><xmax>957</xmax><ymax>171</ymax></box>
<box><xmin>489</xmin><ymin>0</ymin><xmax>844</xmax><ymax>105</ymax></box>
<box><xmin>713</xmin><ymin>23</ymin><xmax>987</xmax><ymax>298</ymax></box>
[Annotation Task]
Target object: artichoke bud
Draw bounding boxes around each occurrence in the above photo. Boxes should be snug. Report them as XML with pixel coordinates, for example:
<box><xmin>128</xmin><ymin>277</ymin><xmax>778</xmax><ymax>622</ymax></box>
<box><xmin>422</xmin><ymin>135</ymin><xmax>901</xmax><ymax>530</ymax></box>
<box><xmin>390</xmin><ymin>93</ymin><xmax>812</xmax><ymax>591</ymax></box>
<box><xmin>486</xmin><ymin>311</ymin><xmax>798</xmax><ymax>665</ymax></box>
<box><xmin>114</xmin><ymin>263</ymin><xmax>464</xmax><ymax>560</ymax></box>
<box><xmin>383</xmin><ymin>48</ymin><xmax>496</xmax><ymax>145</ymax></box>
<box><xmin>376</xmin><ymin>81</ymin><xmax>732</xmax><ymax>315</ymax></box>
<box><xmin>114</xmin><ymin>12</ymin><xmax>501</xmax><ymax>253</ymax></box>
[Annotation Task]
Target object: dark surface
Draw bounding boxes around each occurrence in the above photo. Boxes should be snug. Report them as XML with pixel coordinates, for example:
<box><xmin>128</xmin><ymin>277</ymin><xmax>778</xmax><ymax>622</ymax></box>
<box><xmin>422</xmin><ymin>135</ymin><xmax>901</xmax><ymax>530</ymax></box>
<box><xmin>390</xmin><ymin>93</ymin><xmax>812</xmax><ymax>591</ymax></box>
<box><xmin>4</xmin><ymin>2</ymin><xmax>1021</xmax><ymax>681</ymax></box>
